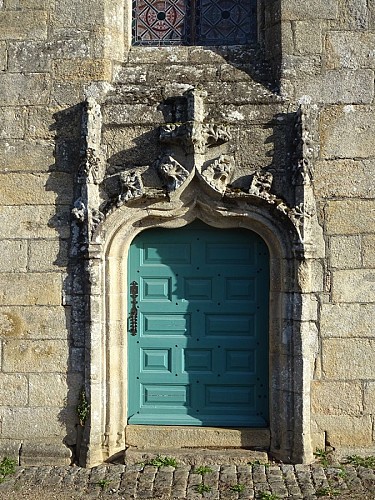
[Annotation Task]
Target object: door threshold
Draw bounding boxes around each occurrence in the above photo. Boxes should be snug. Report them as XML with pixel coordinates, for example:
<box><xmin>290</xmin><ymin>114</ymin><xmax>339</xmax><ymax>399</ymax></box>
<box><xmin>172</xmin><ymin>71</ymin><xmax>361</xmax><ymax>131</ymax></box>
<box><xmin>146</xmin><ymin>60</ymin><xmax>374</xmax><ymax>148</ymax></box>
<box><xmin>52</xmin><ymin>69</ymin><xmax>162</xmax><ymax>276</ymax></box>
<box><xmin>125</xmin><ymin>446</ymin><xmax>269</xmax><ymax>465</ymax></box>
<box><xmin>125</xmin><ymin>425</ymin><xmax>270</xmax><ymax>450</ymax></box>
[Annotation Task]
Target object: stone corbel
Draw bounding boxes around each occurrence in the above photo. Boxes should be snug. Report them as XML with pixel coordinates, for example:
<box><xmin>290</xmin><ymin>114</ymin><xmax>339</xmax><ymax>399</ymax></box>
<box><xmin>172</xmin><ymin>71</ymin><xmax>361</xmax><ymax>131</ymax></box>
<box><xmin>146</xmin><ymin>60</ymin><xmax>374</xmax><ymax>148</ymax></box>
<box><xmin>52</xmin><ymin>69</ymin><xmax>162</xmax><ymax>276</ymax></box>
<box><xmin>157</xmin><ymin>155</ymin><xmax>190</xmax><ymax>192</ymax></box>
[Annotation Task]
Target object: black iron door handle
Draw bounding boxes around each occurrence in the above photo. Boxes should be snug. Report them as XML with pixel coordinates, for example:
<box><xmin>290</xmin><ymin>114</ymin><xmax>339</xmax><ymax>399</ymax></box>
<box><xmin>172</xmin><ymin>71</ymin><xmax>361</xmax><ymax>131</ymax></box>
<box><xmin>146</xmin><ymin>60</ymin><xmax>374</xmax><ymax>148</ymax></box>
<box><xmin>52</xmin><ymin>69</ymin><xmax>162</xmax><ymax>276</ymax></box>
<box><xmin>130</xmin><ymin>281</ymin><xmax>139</xmax><ymax>335</ymax></box>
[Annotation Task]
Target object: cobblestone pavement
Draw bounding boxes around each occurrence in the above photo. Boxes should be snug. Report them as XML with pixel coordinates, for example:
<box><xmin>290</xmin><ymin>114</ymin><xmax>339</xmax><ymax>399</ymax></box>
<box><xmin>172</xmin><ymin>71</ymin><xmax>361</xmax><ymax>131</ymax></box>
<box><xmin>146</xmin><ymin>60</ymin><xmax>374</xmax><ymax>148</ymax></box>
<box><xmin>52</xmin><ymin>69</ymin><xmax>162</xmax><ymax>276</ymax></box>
<box><xmin>0</xmin><ymin>462</ymin><xmax>374</xmax><ymax>499</ymax></box>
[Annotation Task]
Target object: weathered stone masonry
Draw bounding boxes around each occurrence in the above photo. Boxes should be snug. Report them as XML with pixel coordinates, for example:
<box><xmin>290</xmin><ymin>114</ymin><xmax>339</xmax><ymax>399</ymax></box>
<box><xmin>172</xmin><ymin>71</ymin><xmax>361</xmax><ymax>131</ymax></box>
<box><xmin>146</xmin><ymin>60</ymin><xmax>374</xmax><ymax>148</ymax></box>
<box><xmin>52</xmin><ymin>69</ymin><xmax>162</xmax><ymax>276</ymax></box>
<box><xmin>0</xmin><ymin>0</ymin><xmax>374</xmax><ymax>467</ymax></box>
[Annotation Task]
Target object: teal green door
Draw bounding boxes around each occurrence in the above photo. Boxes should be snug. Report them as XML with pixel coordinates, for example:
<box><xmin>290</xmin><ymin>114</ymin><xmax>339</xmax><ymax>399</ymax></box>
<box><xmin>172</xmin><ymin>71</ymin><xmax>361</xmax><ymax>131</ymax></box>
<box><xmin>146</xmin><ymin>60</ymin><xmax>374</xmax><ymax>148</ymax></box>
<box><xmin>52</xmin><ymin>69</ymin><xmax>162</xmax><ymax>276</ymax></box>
<box><xmin>128</xmin><ymin>221</ymin><xmax>269</xmax><ymax>427</ymax></box>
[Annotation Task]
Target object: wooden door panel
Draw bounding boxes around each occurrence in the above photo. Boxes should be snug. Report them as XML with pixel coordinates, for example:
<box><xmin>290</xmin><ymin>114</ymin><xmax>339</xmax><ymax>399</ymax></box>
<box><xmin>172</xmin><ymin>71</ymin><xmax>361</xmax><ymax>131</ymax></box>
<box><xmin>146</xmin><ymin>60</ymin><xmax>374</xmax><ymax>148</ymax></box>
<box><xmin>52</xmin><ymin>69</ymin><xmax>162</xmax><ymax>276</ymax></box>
<box><xmin>128</xmin><ymin>221</ymin><xmax>269</xmax><ymax>426</ymax></box>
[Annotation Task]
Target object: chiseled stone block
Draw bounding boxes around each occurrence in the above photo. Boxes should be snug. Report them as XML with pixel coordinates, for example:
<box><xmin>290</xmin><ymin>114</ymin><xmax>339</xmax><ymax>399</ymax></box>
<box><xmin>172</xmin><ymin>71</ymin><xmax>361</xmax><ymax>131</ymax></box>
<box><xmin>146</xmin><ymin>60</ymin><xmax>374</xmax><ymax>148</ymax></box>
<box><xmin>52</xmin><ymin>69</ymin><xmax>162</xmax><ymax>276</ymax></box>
<box><xmin>53</xmin><ymin>58</ymin><xmax>112</xmax><ymax>82</ymax></box>
<box><xmin>0</xmin><ymin>108</ymin><xmax>26</xmax><ymax>139</ymax></box>
<box><xmin>329</xmin><ymin>235</ymin><xmax>361</xmax><ymax>269</ymax></box>
<box><xmin>0</xmin><ymin>206</ymin><xmax>70</xmax><ymax>239</ymax></box>
<box><xmin>28</xmin><ymin>239</ymin><xmax>68</xmax><ymax>271</ymax></box>
<box><xmin>322</xmin><ymin>338</ymin><xmax>375</xmax><ymax>379</ymax></box>
<box><xmin>0</xmin><ymin>172</ymin><xmax>72</xmax><ymax>205</ymax></box>
<box><xmin>364</xmin><ymin>382</ymin><xmax>375</xmax><ymax>414</ymax></box>
<box><xmin>325</xmin><ymin>200</ymin><xmax>375</xmax><ymax>235</ymax></box>
<box><xmin>294</xmin><ymin>21</ymin><xmax>323</xmax><ymax>55</ymax></box>
<box><xmin>0</xmin><ymin>73</ymin><xmax>50</xmax><ymax>106</ymax></box>
<box><xmin>29</xmin><ymin>372</ymin><xmax>82</xmax><ymax>407</ymax></box>
<box><xmin>321</xmin><ymin>304</ymin><xmax>375</xmax><ymax>338</ymax></box>
<box><xmin>312</xmin><ymin>414</ymin><xmax>373</xmax><ymax>446</ymax></box>
<box><xmin>0</xmin><ymin>374</ymin><xmax>28</xmax><ymax>406</ymax></box>
<box><xmin>26</xmin><ymin>106</ymin><xmax>58</xmax><ymax>139</ymax></box>
<box><xmin>103</xmin><ymin>103</ymin><xmax>164</xmax><ymax>126</ymax></box>
<box><xmin>0</xmin><ymin>240</ymin><xmax>27</xmax><ymax>272</ymax></box>
<box><xmin>326</xmin><ymin>32</ymin><xmax>375</xmax><ymax>69</ymax></box>
<box><xmin>332</xmin><ymin>269</ymin><xmax>375</xmax><ymax>303</ymax></box>
<box><xmin>314</xmin><ymin>159</ymin><xmax>375</xmax><ymax>199</ymax></box>
<box><xmin>320</xmin><ymin>105</ymin><xmax>375</xmax><ymax>159</ymax></box>
<box><xmin>8</xmin><ymin>37</ymin><xmax>91</xmax><ymax>73</ymax></box>
<box><xmin>0</xmin><ymin>140</ymin><xmax>54</xmax><ymax>172</ymax></box>
<box><xmin>2</xmin><ymin>339</ymin><xmax>68</xmax><ymax>372</ymax></box>
<box><xmin>295</xmin><ymin>70</ymin><xmax>374</xmax><ymax>104</ymax></box>
<box><xmin>282</xmin><ymin>0</ymin><xmax>338</xmax><ymax>20</ymax></box>
<box><xmin>0</xmin><ymin>273</ymin><xmax>61</xmax><ymax>306</ymax></box>
<box><xmin>311</xmin><ymin>381</ymin><xmax>363</xmax><ymax>416</ymax></box>
<box><xmin>20</xmin><ymin>440</ymin><xmax>72</xmax><ymax>466</ymax></box>
<box><xmin>0</xmin><ymin>10</ymin><xmax>47</xmax><ymax>40</ymax></box>
<box><xmin>0</xmin><ymin>408</ymin><xmax>67</xmax><ymax>438</ymax></box>
<box><xmin>0</xmin><ymin>306</ymin><xmax>69</xmax><ymax>339</ymax></box>
<box><xmin>363</xmin><ymin>234</ymin><xmax>375</xmax><ymax>268</ymax></box>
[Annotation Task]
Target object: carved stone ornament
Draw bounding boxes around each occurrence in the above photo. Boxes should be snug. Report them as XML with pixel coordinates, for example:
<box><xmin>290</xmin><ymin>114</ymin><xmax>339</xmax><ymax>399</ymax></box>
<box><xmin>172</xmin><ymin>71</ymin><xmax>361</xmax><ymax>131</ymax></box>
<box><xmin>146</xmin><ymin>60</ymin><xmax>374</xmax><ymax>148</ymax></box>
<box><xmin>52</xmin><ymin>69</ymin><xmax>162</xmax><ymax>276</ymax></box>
<box><xmin>160</xmin><ymin>122</ymin><xmax>231</xmax><ymax>154</ymax></box>
<box><xmin>72</xmin><ymin>198</ymin><xmax>86</xmax><ymax>223</ymax></box>
<box><xmin>159</xmin><ymin>122</ymin><xmax>192</xmax><ymax>147</ymax></box>
<box><xmin>248</xmin><ymin>171</ymin><xmax>275</xmax><ymax>200</ymax></box>
<box><xmin>90</xmin><ymin>209</ymin><xmax>105</xmax><ymax>236</ymax></box>
<box><xmin>201</xmin><ymin>155</ymin><xmax>234</xmax><ymax>195</ymax></box>
<box><xmin>117</xmin><ymin>171</ymin><xmax>144</xmax><ymax>205</ymax></box>
<box><xmin>201</xmin><ymin>123</ymin><xmax>232</xmax><ymax>148</ymax></box>
<box><xmin>293</xmin><ymin>101</ymin><xmax>319</xmax><ymax>185</ymax></box>
<box><xmin>157</xmin><ymin>155</ymin><xmax>189</xmax><ymax>192</ymax></box>
<box><xmin>78</xmin><ymin>148</ymin><xmax>106</xmax><ymax>185</ymax></box>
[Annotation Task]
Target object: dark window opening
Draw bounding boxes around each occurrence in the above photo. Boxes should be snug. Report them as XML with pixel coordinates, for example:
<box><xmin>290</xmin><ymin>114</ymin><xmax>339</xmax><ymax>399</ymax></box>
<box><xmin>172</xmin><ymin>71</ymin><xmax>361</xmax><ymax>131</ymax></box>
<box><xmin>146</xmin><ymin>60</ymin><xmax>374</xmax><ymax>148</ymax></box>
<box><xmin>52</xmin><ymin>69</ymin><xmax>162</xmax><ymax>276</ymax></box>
<box><xmin>132</xmin><ymin>0</ymin><xmax>257</xmax><ymax>46</ymax></box>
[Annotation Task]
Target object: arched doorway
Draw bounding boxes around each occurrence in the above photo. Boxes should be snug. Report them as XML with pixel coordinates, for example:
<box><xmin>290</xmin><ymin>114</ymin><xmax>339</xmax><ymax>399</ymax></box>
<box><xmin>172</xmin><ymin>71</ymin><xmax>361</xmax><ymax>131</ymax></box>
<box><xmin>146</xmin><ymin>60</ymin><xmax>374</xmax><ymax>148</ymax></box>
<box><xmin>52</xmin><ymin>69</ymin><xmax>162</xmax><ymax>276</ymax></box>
<box><xmin>127</xmin><ymin>220</ymin><xmax>270</xmax><ymax>428</ymax></box>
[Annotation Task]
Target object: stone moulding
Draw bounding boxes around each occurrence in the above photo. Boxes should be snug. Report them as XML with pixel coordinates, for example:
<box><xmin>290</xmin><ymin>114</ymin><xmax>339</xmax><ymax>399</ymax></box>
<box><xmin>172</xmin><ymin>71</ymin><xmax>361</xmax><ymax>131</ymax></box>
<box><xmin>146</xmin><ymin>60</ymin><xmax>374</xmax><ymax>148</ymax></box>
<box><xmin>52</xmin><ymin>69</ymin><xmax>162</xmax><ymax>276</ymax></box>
<box><xmin>74</xmin><ymin>96</ymin><xmax>325</xmax><ymax>467</ymax></box>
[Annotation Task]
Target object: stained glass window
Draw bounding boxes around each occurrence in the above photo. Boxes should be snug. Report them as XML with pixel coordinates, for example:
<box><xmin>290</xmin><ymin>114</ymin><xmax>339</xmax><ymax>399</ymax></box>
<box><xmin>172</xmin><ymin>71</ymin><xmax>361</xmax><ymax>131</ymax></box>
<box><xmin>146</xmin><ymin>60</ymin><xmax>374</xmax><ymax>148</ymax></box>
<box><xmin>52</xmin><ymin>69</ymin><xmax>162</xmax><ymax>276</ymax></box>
<box><xmin>132</xmin><ymin>0</ymin><xmax>257</xmax><ymax>46</ymax></box>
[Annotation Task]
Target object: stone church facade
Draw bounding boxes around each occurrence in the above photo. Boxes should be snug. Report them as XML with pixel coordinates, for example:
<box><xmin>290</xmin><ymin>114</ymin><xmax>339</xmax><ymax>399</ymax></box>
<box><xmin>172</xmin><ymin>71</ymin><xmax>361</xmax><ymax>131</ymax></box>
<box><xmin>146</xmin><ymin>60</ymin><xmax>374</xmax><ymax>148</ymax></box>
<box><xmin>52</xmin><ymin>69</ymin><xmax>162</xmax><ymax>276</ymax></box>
<box><xmin>0</xmin><ymin>0</ymin><xmax>374</xmax><ymax>467</ymax></box>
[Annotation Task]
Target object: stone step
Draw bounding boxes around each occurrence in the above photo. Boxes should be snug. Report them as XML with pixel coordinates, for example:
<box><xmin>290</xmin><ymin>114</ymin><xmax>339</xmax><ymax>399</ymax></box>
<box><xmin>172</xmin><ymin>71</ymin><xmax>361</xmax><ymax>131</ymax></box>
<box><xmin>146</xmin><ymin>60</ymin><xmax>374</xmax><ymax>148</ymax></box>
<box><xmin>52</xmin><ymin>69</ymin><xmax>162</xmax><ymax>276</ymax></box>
<box><xmin>125</xmin><ymin>448</ymin><xmax>269</xmax><ymax>466</ymax></box>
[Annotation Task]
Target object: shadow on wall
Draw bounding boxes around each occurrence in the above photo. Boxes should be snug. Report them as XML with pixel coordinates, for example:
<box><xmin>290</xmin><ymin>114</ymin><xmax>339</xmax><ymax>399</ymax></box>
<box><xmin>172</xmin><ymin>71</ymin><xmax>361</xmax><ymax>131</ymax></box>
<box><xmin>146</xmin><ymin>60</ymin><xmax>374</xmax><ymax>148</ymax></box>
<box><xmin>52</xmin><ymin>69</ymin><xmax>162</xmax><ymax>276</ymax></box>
<box><xmin>45</xmin><ymin>104</ymin><xmax>85</xmax><ymax>463</ymax></box>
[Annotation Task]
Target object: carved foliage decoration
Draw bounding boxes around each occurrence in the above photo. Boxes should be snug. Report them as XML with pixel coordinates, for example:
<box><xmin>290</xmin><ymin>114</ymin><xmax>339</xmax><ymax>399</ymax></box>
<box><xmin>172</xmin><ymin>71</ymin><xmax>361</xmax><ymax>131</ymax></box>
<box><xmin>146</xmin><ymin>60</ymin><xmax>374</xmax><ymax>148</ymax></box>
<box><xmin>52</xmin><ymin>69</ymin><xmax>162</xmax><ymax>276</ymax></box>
<box><xmin>293</xmin><ymin>101</ymin><xmax>319</xmax><ymax>185</ymax></box>
<box><xmin>201</xmin><ymin>155</ymin><xmax>234</xmax><ymax>194</ymax></box>
<box><xmin>160</xmin><ymin>122</ymin><xmax>231</xmax><ymax>154</ymax></box>
<box><xmin>157</xmin><ymin>155</ymin><xmax>189</xmax><ymax>192</ymax></box>
<box><xmin>78</xmin><ymin>98</ymin><xmax>106</xmax><ymax>185</ymax></box>
<box><xmin>72</xmin><ymin>198</ymin><xmax>86</xmax><ymax>223</ymax></box>
<box><xmin>117</xmin><ymin>171</ymin><xmax>144</xmax><ymax>205</ymax></box>
<box><xmin>248</xmin><ymin>171</ymin><xmax>274</xmax><ymax>200</ymax></box>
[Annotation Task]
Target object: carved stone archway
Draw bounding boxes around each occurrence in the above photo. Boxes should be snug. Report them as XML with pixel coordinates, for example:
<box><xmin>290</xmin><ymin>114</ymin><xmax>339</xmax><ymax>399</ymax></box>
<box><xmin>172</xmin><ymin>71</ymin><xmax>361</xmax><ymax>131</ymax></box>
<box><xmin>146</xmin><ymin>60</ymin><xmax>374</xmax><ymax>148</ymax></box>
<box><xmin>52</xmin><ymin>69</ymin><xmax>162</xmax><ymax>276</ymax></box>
<box><xmin>73</xmin><ymin>94</ymin><xmax>325</xmax><ymax>466</ymax></box>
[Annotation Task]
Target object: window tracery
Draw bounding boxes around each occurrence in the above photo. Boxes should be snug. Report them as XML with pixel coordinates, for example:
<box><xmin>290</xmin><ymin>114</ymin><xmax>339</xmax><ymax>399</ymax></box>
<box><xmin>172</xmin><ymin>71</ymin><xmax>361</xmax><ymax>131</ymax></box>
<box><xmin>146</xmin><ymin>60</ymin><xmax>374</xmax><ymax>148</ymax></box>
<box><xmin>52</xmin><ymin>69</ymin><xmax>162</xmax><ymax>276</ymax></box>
<box><xmin>132</xmin><ymin>0</ymin><xmax>257</xmax><ymax>46</ymax></box>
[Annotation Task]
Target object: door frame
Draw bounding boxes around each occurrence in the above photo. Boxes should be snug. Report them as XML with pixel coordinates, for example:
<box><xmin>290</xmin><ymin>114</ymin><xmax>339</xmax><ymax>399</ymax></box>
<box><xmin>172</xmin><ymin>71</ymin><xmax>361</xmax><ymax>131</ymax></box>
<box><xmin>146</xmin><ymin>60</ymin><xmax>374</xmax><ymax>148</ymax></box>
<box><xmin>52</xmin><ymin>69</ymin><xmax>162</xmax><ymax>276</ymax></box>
<box><xmin>80</xmin><ymin>201</ymin><xmax>320</xmax><ymax>466</ymax></box>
